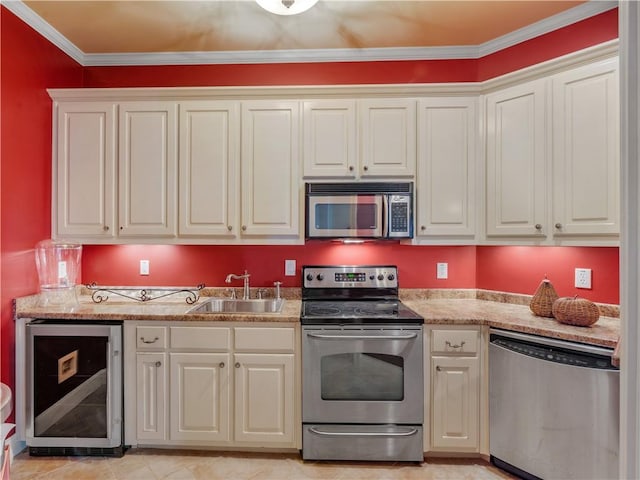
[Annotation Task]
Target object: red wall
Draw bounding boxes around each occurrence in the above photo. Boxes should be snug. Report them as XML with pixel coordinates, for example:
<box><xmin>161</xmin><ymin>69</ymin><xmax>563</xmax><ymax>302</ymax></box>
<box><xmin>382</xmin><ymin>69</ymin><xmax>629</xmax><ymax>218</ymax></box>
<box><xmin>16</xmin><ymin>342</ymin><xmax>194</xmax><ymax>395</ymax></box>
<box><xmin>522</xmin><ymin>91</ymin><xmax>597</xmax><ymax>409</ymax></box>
<box><xmin>0</xmin><ymin>7</ymin><xmax>83</xmax><ymax>395</ymax></box>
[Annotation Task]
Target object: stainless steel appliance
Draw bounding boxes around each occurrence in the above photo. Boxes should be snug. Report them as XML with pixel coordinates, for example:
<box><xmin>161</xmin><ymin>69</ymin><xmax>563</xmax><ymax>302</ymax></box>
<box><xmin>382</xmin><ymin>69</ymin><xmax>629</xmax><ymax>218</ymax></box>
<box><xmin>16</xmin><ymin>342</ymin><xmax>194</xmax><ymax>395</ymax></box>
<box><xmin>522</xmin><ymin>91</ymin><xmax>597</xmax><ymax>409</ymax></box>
<box><xmin>26</xmin><ymin>320</ymin><xmax>124</xmax><ymax>456</ymax></box>
<box><xmin>489</xmin><ymin>328</ymin><xmax>619</xmax><ymax>480</ymax></box>
<box><xmin>301</xmin><ymin>265</ymin><xmax>424</xmax><ymax>462</ymax></box>
<box><xmin>305</xmin><ymin>182</ymin><xmax>413</xmax><ymax>239</ymax></box>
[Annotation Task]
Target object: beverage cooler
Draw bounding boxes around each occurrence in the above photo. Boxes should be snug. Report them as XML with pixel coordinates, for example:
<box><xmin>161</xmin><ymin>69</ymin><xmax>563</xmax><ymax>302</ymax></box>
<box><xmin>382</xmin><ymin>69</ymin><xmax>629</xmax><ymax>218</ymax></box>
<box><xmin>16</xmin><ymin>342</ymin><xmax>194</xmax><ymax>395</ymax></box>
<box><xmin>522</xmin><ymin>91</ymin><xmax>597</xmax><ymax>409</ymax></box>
<box><xmin>25</xmin><ymin>320</ymin><xmax>124</xmax><ymax>456</ymax></box>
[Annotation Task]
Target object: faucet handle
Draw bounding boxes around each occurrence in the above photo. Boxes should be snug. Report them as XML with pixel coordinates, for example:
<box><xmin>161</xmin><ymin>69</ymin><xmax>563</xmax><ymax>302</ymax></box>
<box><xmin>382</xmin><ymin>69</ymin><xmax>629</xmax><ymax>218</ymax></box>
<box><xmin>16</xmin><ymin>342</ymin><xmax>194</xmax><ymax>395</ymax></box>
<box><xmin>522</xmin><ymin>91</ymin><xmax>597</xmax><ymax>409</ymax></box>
<box><xmin>257</xmin><ymin>288</ymin><xmax>267</xmax><ymax>299</ymax></box>
<box><xmin>227</xmin><ymin>288</ymin><xmax>237</xmax><ymax>299</ymax></box>
<box><xmin>273</xmin><ymin>281</ymin><xmax>282</xmax><ymax>300</ymax></box>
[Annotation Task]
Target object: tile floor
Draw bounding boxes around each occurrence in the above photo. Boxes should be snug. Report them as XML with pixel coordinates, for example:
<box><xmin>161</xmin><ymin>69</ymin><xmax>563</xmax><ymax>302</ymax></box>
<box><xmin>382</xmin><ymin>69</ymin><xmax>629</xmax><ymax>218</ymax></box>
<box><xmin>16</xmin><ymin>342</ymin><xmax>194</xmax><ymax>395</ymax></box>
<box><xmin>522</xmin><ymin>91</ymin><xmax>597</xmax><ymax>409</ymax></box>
<box><xmin>9</xmin><ymin>449</ymin><xmax>518</xmax><ymax>480</ymax></box>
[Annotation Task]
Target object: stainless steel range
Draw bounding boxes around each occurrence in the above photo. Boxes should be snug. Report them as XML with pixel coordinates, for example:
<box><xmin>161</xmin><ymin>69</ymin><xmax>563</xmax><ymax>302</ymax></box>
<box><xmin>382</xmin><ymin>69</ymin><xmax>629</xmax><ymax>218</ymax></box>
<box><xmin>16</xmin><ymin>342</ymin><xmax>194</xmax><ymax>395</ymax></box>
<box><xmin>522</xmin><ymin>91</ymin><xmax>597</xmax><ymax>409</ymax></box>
<box><xmin>301</xmin><ymin>265</ymin><xmax>424</xmax><ymax>462</ymax></box>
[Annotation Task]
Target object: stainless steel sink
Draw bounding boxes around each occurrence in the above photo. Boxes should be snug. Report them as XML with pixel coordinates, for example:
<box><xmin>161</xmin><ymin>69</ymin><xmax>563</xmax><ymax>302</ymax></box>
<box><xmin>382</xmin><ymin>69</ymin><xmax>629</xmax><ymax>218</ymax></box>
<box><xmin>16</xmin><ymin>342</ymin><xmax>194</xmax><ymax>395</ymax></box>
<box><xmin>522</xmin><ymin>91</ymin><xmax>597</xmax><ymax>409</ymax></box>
<box><xmin>187</xmin><ymin>298</ymin><xmax>285</xmax><ymax>314</ymax></box>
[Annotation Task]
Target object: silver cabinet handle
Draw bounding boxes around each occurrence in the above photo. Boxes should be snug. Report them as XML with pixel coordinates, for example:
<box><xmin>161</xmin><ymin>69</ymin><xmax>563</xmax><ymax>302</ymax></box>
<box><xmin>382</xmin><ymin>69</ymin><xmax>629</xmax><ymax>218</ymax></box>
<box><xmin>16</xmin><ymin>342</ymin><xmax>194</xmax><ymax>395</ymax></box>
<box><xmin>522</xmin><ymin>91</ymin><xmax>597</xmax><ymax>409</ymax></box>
<box><xmin>307</xmin><ymin>333</ymin><xmax>417</xmax><ymax>340</ymax></box>
<box><xmin>309</xmin><ymin>426</ymin><xmax>418</xmax><ymax>437</ymax></box>
<box><xmin>219</xmin><ymin>362</ymin><xmax>225</xmax><ymax>368</ymax></box>
<box><xmin>235</xmin><ymin>362</ymin><xmax>241</xmax><ymax>368</ymax></box>
<box><xmin>535</xmin><ymin>224</ymin><xmax>542</xmax><ymax>231</ymax></box>
<box><xmin>140</xmin><ymin>336</ymin><xmax>159</xmax><ymax>344</ymax></box>
<box><xmin>445</xmin><ymin>340</ymin><xmax>465</xmax><ymax>349</ymax></box>
<box><xmin>155</xmin><ymin>361</ymin><xmax>161</xmax><ymax>367</ymax></box>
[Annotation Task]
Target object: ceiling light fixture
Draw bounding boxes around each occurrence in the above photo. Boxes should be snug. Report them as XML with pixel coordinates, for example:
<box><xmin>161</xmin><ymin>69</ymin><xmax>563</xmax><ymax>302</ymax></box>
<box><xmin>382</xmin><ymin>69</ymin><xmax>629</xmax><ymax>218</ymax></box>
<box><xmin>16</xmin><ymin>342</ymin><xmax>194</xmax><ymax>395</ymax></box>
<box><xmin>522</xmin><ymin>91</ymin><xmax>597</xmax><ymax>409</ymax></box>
<box><xmin>256</xmin><ymin>0</ymin><xmax>319</xmax><ymax>15</ymax></box>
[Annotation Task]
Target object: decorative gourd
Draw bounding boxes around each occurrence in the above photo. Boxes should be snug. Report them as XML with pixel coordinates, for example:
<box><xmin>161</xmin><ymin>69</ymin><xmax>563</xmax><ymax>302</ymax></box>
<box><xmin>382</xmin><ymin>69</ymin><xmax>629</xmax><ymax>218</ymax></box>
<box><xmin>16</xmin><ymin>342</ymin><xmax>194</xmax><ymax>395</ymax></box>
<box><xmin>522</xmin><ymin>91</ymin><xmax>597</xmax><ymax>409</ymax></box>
<box><xmin>552</xmin><ymin>295</ymin><xmax>600</xmax><ymax>327</ymax></box>
<box><xmin>529</xmin><ymin>277</ymin><xmax>559</xmax><ymax>317</ymax></box>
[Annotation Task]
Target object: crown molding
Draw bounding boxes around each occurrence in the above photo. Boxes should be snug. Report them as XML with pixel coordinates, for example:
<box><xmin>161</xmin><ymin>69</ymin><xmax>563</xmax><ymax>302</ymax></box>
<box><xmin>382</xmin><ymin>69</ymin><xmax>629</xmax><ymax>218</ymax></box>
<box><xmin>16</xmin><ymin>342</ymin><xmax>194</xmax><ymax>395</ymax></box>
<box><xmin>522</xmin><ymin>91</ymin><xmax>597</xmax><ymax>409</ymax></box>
<box><xmin>2</xmin><ymin>0</ymin><xmax>618</xmax><ymax>66</ymax></box>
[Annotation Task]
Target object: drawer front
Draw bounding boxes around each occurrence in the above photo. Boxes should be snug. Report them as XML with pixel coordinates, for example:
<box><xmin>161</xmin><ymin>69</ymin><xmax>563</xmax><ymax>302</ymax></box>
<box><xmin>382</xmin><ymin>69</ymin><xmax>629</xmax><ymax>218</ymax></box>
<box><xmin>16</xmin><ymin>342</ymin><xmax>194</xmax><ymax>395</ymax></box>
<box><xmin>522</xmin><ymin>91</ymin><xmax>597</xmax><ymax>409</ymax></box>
<box><xmin>137</xmin><ymin>326</ymin><xmax>167</xmax><ymax>350</ymax></box>
<box><xmin>170</xmin><ymin>326</ymin><xmax>231</xmax><ymax>351</ymax></box>
<box><xmin>234</xmin><ymin>327</ymin><xmax>295</xmax><ymax>352</ymax></box>
<box><xmin>431</xmin><ymin>329</ymin><xmax>478</xmax><ymax>355</ymax></box>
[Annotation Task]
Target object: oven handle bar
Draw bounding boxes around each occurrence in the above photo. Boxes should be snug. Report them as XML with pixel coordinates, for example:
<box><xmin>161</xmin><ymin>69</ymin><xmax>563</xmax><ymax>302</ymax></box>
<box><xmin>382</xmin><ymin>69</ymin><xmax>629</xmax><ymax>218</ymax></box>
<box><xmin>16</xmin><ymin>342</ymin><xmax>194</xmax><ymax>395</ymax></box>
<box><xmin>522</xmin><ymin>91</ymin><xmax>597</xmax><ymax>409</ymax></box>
<box><xmin>309</xmin><ymin>426</ymin><xmax>419</xmax><ymax>437</ymax></box>
<box><xmin>306</xmin><ymin>332</ymin><xmax>418</xmax><ymax>340</ymax></box>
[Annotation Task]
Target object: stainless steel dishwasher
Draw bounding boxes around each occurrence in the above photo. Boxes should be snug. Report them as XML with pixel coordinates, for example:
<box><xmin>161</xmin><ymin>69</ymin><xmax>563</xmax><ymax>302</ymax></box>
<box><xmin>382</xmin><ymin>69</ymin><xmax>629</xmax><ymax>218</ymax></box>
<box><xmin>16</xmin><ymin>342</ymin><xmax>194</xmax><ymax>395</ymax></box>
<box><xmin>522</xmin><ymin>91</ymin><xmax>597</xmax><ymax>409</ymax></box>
<box><xmin>489</xmin><ymin>328</ymin><xmax>619</xmax><ymax>480</ymax></box>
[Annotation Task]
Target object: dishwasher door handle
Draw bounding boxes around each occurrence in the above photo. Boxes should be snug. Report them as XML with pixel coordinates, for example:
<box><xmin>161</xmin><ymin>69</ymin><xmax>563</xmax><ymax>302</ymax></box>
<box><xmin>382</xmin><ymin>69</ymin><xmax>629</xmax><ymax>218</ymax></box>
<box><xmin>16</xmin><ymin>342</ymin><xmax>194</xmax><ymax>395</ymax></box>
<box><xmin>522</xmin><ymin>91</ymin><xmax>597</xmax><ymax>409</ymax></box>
<box><xmin>309</xmin><ymin>426</ymin><xmax>419</xmax><ymax>437</ymax></box>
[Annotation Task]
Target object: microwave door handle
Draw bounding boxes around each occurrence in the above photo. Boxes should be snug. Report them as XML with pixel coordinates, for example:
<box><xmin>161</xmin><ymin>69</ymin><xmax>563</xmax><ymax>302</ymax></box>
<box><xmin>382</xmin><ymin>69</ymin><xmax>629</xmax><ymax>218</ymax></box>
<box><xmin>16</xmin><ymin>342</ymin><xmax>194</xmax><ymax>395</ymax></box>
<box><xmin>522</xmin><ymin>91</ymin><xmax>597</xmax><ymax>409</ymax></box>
<box><xmin>382</xmin><ymin>195</ymin><xmax>389</xmax><ymax>237</ymax></box>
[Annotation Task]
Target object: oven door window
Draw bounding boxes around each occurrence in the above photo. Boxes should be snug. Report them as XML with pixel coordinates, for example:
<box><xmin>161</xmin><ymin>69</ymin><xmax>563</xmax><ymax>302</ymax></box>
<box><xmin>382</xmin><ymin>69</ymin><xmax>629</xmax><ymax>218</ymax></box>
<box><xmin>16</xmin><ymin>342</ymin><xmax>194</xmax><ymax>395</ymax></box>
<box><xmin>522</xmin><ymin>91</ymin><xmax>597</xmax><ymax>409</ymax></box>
<box><xmin>320</xmin><ymin>352</ymin><xmax>404</xmax><ymax>401</ymax></box>
<box><xmin>33</xmin><ymin>335</ymin><xmax>109</xmax><ymax>438</ymax></box>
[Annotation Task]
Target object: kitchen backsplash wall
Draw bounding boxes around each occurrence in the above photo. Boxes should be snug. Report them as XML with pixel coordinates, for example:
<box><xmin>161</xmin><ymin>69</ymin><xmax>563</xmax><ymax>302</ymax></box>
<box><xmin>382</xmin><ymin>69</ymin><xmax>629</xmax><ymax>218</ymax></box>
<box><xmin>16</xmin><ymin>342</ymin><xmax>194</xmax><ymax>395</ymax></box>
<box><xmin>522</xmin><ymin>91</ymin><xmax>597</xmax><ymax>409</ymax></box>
<box><xmin>82</xmin><ymin>244</ymin><xmax>620</xmax><ymax>305</ymax></box>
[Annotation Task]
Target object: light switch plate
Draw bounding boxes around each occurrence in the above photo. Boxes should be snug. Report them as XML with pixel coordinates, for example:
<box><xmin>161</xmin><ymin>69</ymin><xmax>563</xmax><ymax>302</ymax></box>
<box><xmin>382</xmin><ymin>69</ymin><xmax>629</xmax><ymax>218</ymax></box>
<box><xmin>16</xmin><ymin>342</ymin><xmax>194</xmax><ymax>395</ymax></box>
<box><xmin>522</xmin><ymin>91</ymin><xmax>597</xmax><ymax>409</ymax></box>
<box><xmin>140</xmin><ymin>260</ymin><xmax>150</xmax><ymax>276</ymax></box>
<box><xmin>437</xmin><ymin>262</ymin><xmax>448</xmax><ymax>280</ymax></box>
<box><xmin>285</xmin><ymin>259</ymin><xmax>296</xmax><ymax>276</ymax></box>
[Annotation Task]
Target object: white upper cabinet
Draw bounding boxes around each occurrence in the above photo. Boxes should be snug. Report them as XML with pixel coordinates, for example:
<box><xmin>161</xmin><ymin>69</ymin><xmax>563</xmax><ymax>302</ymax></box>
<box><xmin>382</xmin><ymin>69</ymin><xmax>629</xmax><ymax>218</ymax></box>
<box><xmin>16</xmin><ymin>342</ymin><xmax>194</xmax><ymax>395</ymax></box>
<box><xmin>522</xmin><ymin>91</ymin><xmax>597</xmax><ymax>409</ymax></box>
<box><xmin>303</xmin><ymin>100</ymin><xmax>357</xmax><ymax>178</ymax></box>
<box><xmin>118</xmin><ymin>101</ymin><xmax>178</xmax><ymax>237</ymax></box>
<box><xmin>241</xmin><ymin>101</ymin><xmax>300</xmax><ymax>238</ymax></box>
<box><xmin>416</xmin><ymin>97</ymin><xmax>477</xmax><ymax>239</ymax></box>
<box><xmin>54</xmin><ymin>102</ymin><xmax>117</xmax><ymax>239</ymax></box>
<box><xmin>359</xmin><ymin>99</ymin><xmax>417</xmax><ymax>177</ymax></box>
<box><xmin>552</xmin><ymin>58</ymin><xmax>619</xmax><ymax>237</ymax></box>
<box><xmin>485</xmin><ymin>79</ymin><xmax>548</xmax><ymax>238</ymax></box>
<box><xmin>178</xmin><ymin>101</ymin><xmax>239</xmax><ymax>238</ymax></box>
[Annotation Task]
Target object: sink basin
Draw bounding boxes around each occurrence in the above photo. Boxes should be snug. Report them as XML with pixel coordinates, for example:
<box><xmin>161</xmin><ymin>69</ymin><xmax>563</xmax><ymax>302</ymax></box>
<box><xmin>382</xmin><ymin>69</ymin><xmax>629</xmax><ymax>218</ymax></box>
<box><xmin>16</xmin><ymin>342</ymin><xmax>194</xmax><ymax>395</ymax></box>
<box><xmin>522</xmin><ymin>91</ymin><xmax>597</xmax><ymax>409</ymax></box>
<box><xmin>188</xmin><ymin>298</ymin><xmax>285</xmax><ymax>314</ymax></box>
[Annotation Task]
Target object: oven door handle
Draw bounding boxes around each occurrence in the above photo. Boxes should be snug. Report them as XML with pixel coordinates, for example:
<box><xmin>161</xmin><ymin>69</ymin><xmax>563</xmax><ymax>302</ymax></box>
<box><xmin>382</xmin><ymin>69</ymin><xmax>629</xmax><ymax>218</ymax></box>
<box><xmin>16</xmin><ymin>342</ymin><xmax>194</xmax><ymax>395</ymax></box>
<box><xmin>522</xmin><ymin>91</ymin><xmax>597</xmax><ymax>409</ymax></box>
<box><xmin>309</xmin><ymin>426</ymin><xmax>419</xmax><ymax>437</ymax></box>
<box><xmin>306</xmin><ymin>332</ymin><xmax>418</xmax><ymax>340</ymax></box>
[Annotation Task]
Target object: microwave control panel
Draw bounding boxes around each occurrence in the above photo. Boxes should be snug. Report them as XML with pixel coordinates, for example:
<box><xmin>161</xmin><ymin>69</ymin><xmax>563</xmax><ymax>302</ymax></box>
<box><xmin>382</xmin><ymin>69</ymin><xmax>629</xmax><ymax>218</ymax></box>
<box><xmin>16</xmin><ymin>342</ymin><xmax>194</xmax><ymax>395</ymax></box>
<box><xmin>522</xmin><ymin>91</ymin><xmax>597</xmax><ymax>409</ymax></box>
<box><xmin>388</xmin><ymin>195</ymin><xmax>411</xmax><ymax>237</ymax></box>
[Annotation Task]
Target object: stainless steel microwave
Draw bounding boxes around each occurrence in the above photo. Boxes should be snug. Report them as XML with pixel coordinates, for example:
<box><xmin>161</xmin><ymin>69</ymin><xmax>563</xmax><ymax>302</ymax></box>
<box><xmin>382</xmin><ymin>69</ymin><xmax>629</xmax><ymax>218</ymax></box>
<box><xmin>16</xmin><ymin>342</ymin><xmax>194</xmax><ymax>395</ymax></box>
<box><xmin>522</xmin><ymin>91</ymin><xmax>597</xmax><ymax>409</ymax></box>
<box><xmin>305</xmin><ymin>182</ymin><xmax>414</xmax><ymax>239</ymax></box>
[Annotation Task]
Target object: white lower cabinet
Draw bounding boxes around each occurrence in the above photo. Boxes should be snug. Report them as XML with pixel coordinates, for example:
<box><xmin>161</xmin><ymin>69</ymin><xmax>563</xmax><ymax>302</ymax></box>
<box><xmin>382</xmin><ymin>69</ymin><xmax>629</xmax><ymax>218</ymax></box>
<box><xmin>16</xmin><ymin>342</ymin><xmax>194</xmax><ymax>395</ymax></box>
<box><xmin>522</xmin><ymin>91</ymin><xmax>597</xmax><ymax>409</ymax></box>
<box><xmin>425</xmin><ymin>326</ymin><xmax>487</xmax><ymax>454</ymax></box>
<box><xmin>126</xmin><ymin>322</ymin><xmax>299</xmax><ymax>449</ymax></box>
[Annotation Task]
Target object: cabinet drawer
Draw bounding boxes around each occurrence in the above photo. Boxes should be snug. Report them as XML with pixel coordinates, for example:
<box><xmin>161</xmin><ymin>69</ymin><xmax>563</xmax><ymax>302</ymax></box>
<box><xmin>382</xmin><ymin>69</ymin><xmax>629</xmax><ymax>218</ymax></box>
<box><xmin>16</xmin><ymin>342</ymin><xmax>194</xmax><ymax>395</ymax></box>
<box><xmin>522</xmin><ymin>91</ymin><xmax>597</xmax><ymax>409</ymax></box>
<box><xmin>431</xmin><ymin>329</ymin><xmax>478</xmax><ymax>355</ymax></box>
<box><xmin>137</xmin><ymin>326</ymin><xmax>167</xmax><ymax>350</ymax></box>
<box><xmin>170</xmin><ymin>326</ymin><xmax>231</xmax><ymax>351</ymax></box>
<box><xmin>234</xmin><ymin>327</ymin><xmax>295</xmax><ymax>353</ymax></box>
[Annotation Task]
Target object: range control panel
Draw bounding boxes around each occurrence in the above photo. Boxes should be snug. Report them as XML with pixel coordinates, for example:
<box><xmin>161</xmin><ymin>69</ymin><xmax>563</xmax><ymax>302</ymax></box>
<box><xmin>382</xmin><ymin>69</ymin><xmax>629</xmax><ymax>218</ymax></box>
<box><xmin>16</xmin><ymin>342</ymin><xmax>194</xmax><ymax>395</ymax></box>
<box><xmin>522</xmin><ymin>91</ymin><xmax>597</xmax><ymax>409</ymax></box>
<box><xmin>302</xmin><ymin>265</ymin><xmax>398</xmax><ymax>289</ymax></box>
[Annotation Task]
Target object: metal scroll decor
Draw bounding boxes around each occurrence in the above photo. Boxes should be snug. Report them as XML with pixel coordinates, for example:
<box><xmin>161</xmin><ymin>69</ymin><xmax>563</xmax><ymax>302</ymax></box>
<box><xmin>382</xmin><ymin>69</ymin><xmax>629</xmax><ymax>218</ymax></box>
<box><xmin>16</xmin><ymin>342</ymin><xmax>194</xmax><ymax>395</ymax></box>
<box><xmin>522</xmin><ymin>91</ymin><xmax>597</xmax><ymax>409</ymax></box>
<box><xmin>86</xmin><ymin>283</ymin><xmax>205</xmax><ymax>304</ymax></box>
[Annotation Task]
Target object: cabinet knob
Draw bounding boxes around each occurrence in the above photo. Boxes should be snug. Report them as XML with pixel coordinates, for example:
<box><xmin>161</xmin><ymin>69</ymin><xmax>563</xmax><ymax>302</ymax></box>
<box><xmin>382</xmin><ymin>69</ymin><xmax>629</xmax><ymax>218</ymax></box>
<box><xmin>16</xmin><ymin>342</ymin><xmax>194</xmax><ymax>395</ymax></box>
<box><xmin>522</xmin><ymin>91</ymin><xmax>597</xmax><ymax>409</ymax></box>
<box><xmin>235</xmin><ymin>362</ymin><xmax>241</xmax><ymax>368</ymax></box>
<box><xmin>242</xmin><ymin>225</ymin><xmax>247</xmax><ymax>231</ymax></box>
<box><xmin>535</xmin><ymin>224</ymin><xmax>542</xmax><ymax>231</ymax></box>
<box><xmin>227</xmin><ymin>225</ymin><xmax>232</xmax><ymax>231</ymax></box>
<box><xmin>555</xmin><ymin>223</ymin><xmax>563</xmax><ymax>229</ymax></box>
<box><xmin>363</xmin><ymin>165</ymin><xmax>369</xmax><ymax>172</ymax></box>
<box><xmin>420</xmin><ymin>226</ymin><xmax>426</xmax><ymax>231</ymax></box>
<box><xmin>103</xmin><ymin>225</ymin><xmax>109</xmax><ymax>231</ymax></box>
<box><xmin>349</xmin><ymin>166</ymin><xmax>354</xmax><ymax>172</ymax></box>
<box><xmin>155</xmin><ymin>361</ymin><xmax>161</xmax><ymax>367</ymax></box>
<box><xmin>436</xmin><ymin>366</ymin><xmax>442</xmax><ymax>372</ymax></box>
<box><xmin>219</xmin><ymin>362</ymin><xmax>225</xmax><ymax>368</ymax></box>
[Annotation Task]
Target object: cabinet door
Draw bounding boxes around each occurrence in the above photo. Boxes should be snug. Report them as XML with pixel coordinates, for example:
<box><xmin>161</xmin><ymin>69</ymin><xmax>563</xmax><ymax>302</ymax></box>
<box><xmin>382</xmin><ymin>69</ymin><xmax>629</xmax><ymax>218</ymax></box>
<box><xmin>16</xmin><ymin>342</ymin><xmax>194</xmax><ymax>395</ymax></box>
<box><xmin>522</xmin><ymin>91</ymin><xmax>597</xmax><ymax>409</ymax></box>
<box><xmin>136</xmin><ymin>352</ymin><xmax>167</xmax><ymax>441</ymax></box>
<box><xmin>234</xmin><ymin>353</ymin><xmax>295</xmax><ymax>445</ymax></box>
<box><xmin>54</xmin><ymin>102</ymin><xmax>117</xmax><ymax>239</ymax></box>
<box><xmin>119</xmin><ymin>101</ymin><xmax>178</xmax><ymax>237</ymax></box>
<box><xmin>552</xmin><ymin>58</ymin><xmax>619</xmax><ymax>236</ymax></box>
<box><xmin>241</xmin><ymin>101</ymin><xmax>300</xmax><ymax>237</ymax></box>
<box><xmin>486</xmin><ymin>80</ymin><xmax>548</xmax><ymax>237</ymax></box>
<box><xmin>303</xmin><ymin>100</ymin><xmax>357</xmax><ymax>178</ymax></box>
<box><xmin>179</xmin><ymin>101</ymin><xmax>239</xmax><ymax>237</ymax></box>
<box><xmin>417</xmin><ymin>97</ymin><xmax>477</xmax><ymax>237</ymax></box>
<box><xmin>359</xmin><ymin>99</ymin><xmax>416</xmax><ymax>177</ymax></box>
<box><xmin>169</xmin><ymin>352</ymin><xmax>231</xmax><ymax>442</ymax></box>
<box><xmin>431</xmin><ymin>356</ymin><xmax>479</xmax><ymax>450</ymax></box>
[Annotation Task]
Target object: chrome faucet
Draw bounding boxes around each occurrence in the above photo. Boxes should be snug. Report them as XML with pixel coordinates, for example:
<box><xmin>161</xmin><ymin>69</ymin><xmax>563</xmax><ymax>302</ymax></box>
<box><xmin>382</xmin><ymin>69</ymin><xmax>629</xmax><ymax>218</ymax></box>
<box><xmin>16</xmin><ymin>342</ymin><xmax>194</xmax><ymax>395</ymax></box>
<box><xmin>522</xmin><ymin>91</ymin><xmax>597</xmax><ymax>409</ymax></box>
<box><xmin>225</xmin><ymin>270</ymin><xmax>250</xmax><ymax>299</ymax></box>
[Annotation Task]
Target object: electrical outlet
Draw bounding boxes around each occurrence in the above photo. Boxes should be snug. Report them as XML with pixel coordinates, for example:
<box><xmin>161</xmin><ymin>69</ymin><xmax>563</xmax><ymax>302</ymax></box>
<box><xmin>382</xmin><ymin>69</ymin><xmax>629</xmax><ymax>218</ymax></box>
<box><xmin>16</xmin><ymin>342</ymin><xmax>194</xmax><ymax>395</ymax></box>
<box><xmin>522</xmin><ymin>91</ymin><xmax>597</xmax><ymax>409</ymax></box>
<box><xmin>285</xmin><ymin>259</ymin><xmax>296</xmax><ymax>276</ymax></box>
<box><xmin>140</xmin><ymin>260</ymin><xmax>150</xmax><ymax>276</ymax></box>
<box><xmin>575</xmin><ymin>268</ymin><xmax>592</xmax><ymax>289</ymax></box>
<box><xmin>437</xmin><ymin>262</ymin><xmax>448</xmax><ymax>280</ymax></box>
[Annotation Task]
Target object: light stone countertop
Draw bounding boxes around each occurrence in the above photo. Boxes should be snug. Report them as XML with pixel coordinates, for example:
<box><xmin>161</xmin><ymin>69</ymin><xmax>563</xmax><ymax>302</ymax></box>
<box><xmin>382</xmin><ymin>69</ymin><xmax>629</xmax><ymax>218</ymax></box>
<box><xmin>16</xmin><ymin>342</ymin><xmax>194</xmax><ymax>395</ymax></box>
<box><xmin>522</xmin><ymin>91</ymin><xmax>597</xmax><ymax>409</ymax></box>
<box><xmin>14</xmin><ymin>287</ymin><xmax>620</xmax><ymax>353</ymax></box>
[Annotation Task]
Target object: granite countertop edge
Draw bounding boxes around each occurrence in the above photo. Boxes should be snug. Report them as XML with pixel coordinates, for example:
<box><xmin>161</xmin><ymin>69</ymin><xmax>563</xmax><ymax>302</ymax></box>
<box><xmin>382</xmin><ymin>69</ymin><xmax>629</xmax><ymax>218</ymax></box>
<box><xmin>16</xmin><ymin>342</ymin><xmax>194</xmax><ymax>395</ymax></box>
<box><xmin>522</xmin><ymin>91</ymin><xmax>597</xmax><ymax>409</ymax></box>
<box><xmin>14</xmin><ymin>288</ymin><xmax>621</xmax><ymax>352</ymax></box>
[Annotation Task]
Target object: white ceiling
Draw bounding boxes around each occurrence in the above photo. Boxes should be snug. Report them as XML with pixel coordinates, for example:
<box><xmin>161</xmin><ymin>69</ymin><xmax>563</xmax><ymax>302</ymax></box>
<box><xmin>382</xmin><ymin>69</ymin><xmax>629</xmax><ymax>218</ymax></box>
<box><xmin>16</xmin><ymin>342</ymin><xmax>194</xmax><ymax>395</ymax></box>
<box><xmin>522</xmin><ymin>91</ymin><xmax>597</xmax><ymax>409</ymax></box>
<box><xmin>2</xmin><ymin>0</ymin><xmax>617</xmax><ymax>66</ymax></box>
